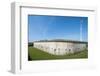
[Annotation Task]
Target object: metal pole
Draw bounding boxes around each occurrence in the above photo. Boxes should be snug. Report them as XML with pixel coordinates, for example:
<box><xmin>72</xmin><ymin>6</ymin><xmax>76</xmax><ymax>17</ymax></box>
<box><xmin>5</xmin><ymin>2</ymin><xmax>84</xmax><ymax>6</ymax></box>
<box><xmin>80</xmin><ymin>18</ymin><xmax>83</xmax><ymax>41</ymax></box>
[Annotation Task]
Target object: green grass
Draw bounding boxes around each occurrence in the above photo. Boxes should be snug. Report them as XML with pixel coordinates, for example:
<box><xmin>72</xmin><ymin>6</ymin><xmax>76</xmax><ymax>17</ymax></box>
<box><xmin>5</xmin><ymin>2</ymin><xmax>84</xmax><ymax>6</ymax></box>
<box><xmin>28</xmin><ymin>47</ymin><xmax>88</xmax><ymax>61</ymax></box>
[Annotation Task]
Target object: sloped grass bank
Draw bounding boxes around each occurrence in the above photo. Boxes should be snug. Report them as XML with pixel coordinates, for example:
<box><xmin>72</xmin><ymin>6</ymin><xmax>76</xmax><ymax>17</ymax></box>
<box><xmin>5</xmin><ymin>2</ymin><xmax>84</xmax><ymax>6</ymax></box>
<box><xmin>28</xmin><ymin>47</ymin><xmax>88</xmax><ymax>61</ymax></box>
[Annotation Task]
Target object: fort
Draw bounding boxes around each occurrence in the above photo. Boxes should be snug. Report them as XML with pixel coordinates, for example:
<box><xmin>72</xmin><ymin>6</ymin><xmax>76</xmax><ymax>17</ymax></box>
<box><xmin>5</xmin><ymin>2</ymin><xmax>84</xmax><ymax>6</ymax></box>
<box><xmin>33</xmin><ymin>39</ymin><xmax>87</xmax><ymax>55</ymax></box>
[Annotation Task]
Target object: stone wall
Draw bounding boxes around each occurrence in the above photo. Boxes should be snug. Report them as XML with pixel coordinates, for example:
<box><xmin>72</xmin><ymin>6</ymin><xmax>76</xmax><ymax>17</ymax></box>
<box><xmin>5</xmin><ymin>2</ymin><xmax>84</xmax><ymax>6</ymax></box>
<box><xmin>33</xmin><ymin>42</ymin><xmax>87</xmax><ymax>55</ymax></box>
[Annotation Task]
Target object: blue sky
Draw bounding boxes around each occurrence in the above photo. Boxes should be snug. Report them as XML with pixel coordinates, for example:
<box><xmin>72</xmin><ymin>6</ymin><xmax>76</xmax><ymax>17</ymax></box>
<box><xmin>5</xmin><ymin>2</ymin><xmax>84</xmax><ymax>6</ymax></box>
<box><xmin>28</xmin><ymin>15</ymin><xmax>88</xmax><ymax>42</ymax></box>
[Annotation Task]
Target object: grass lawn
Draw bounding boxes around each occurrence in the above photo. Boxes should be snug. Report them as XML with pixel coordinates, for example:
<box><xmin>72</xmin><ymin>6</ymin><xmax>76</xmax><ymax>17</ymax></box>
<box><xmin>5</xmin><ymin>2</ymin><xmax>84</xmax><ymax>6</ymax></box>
<box><xmin>28</xmin><ymin>47</ymin><xmax>88</xmax><ymax>61</ymax></box>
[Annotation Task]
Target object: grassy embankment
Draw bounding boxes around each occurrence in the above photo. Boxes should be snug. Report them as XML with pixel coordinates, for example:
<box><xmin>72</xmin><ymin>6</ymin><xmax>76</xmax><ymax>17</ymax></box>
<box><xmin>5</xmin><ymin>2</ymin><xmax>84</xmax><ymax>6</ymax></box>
<box><xmin>28</xmin><ymin>47</ymin><xmax>88</xmax><ymax>61</ymax></box>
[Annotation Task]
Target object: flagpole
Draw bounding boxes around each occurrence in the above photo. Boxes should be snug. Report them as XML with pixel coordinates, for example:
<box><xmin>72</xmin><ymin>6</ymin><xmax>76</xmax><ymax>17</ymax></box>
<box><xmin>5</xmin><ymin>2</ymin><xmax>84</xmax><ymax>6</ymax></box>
<box><xmin>80</xmin><ymin>18</ymin><xmax>83</xmax><ymax>41</ymax></box>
